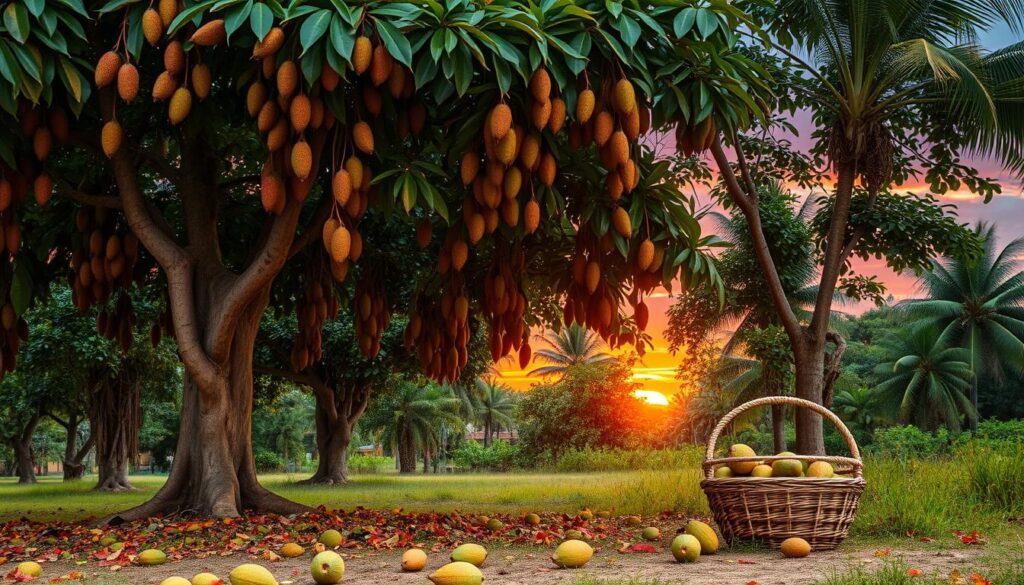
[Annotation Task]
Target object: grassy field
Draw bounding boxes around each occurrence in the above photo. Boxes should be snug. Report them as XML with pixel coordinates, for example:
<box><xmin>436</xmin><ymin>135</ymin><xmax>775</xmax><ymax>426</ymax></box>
<box><xmin>1</xmin><ymin>446</ymin><xmax>1020</xmax><ymax>544</ymax></box>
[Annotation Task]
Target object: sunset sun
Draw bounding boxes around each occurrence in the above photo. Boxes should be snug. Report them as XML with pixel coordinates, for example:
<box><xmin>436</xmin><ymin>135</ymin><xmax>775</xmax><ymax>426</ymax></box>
<box><xmin>634</xmin><ymin>389</ymin><xmax>670</xmax><ymax>406</ymax></box>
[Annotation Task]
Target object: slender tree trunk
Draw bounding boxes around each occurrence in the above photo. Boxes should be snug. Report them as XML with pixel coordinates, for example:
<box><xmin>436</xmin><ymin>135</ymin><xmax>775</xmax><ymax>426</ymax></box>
<box><xmin>422</xmin><ymin>447</ymin><xmax>430</xmax><ymax>474</ymax></box>
<box><xmin>61</xmin><ymin>413</ymin><xmax>95</xmax><ymax>481</ymax></box>
<box><xmin>92</xmin><ymin>378</ymin><xmax>141</xmax><ymax>492</ymax></box>
<box><xmin>771</xmin><ymin>405</ymin><xmax>786</xmax><ymax>453</ymax></box>
<box><xmin>106</xmin><ymin>294</ymin><xmax>308</xmax><ymax>522</ymax></box>
<box><xmin>300</xmin><ymin>382</ymin><xmax>369</xmax><ymax>485</ymax></box>
<box><xmin>398</xmin><ymin>429</ymin><xmax>416</xmax><ymax>474</ymax></box>
<box><xmin>484</xmin><ymin>419</ymin><xmax>492</xmax><ymax>448</ymax></box>
<box><xmin>13</xmin><ymin>437</ymin><xmax>36</xmax><ymax>484</ymax></box>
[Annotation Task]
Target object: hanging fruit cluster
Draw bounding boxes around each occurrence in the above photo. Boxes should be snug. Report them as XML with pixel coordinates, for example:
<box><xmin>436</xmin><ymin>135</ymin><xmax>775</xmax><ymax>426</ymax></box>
<box><xmin>11</xmin><ymin>101</ymin><xmax>65</xmax><ymax>209</ymax></box>
<box><xmin>319</xmin><ymin>138</ymin><xmax>371</xmax><ymax>283</ymax></box>
<box><xmin>675</xmin><ymin>116</ymin><xmax>716</xmax><ymax>156</ymax></box>
<box><xmin>353</xmin><ymin>271</ymin><xmax>389</xmax><ymax>359</ymax></box>
<box><xmin>403</xmin><ymin>280</ymin><xmax>470</xmax><ymax>383</ymax></box>
<box><xmin>0</xmin><ymin>300</ymin><xmax>28</xmax><ymax>378</ymax></box>
<box><xmin>69</xmin><ymin>206</ymin><xmax>152</xmax><ymax>352</ymax></box>
<box><xmin>290</xmin><ymin>253</ymin><xmax>340</xmax><ymax>372</ymax></box>
<box><xmin>481</xmin><ymin>243</ymin><xmax>531</xmax><ymax>369</ymax></box>
<box><xmin>69</xmin><ymin>207</ymin><xmax>139</xmax><ymax>310</ymax></box>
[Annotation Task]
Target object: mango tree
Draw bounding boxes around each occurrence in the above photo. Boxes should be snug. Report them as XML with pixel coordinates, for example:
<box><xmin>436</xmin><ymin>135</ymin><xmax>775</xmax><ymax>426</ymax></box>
<box><xmin>0</xmin><ymin>0</ymin><xmax>762</xmax><ymax>519</ymax></box>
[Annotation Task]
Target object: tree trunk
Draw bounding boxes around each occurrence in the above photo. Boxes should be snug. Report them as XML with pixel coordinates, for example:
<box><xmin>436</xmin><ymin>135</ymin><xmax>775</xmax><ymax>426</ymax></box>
<box><xmin>422</xmin><ymin>447</ymin><xmax>430</xmax><ymax>474</ymax></box>
<box><xmin>771</xmin><ymin>404</ymin><xmax>786</xmax><ymax>453</ymax></box>
<box><xmin>13</xmin><ymin>437</ymin><xmax>36</xmax><ymax>484</ymax></box>
<box><xmin>106</xmin><ymin>295</ymin><xmax>308</xmax><ymax>522</ymax></box>
<box><xmin>483</xmin><ymin>419</ymin><xmax>492</xmax><ymax>448</ymax></box>
<box><xmin>793</xmin><ymin>341</ymin><xmax>826</xmax><ymax>455</ymax></box>
<box><xmin>398</xmin><ymin>429</ymin><xmax>416</xmax><ymax>474</ymax></box>
<box><xmin>300</xmin><ymin>382</ymin><xmax>369</xmax><ymax>485</ymax></box>
<box><xmin>61</xmin><ymin>413</ymin><xmax>95</xmax><ymax>481</ymax></box>
<box><xmin>92</xmin><ymin>378</ymin><xmax>141</xmax><ymax>492</ymax></box>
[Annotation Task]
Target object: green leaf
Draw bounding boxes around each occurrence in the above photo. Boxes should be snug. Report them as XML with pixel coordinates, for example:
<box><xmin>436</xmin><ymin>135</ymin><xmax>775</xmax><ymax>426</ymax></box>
<box><xmin>57</xmin><ymin>56</ymin><xmax>82</xmax><ymax>102</ymax></box>
<box><xmin>3</xmin><ymin>4</ymin><xmax>30</xmax><ymax>43</ymax></box>
<box><xmin>224</xmin><ymin>0</ymin><xmax>253</xmax><ymax>37</ymax></box>
<box><xmin>328</xmin><ymin>14</ymin><xmax>353</xmax><ymax>61</ymax></box>
<box><xmin>695</xmin><ymin>8</ymin><xmax>717</xmax><ymax>39</ymax></box>
<box><xmin>374</xmin><ymin>19</ymin><xmax>412</xmax><ymax>67</ymax></box>
<box><xmin>249</xmin><ymin>2</ymin><xmax>273</xmax><ymax>40</ymax></box>
<box><xmin>167</xmin><ymin>0</ymin><xmax>216</xmax><ymax>35</ymax></box>
<box><xmin>299</xmin><ymin>9</ymin><xmax>331</xmax><ymax>54</ymax></box>
<box><xmin>493</xmin><ymin>53</ymin><xmax>511</xmax><ymax>94</ymax></box>
<box><xmin>10</xmin><ymin>260</ymin><xmax>32</xmax><ymax>316</ymax></box>
<box><xmin>672</xmin><ymin>7</ymin><xmax>696</xmax><ymax>38</ymax></box>
<box><xmin>24</xmin><ymin>0</ymin><xmax>44</xmax><ymax>18</ymax></box>
<box><xmin>97</xmin><ymin>0</ymin><xmax>141</xmax><ymax>13</ymax></box>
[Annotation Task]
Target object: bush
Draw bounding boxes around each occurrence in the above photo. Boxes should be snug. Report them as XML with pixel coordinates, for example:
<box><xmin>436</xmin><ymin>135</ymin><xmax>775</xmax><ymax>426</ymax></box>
<box><xmin>536</xmin><ymin>446</ymin><xmax>704</xmax><ymax>472</ymax></box>
<box><xmin>451</xmin><ymin>441</ymin><xmax>519</xmax><ymax>471</ymax></box>
<box><xmin>254</xmin><ymin>449</ymin><xmax>285</xmax><ymax>473</ymax></box>
<box><xmin>972</xmin><ymin>418</ymin><xmax>1024</xmax><ymax>442</ymax></box>
<box><xmin>868</xmin><ymin>425</ymin><xmax>952</xmax><ymax>459</ymax></box>
<box><xmin>348</xmin><ymin>455</ymin><xmax>392</xmax><ymax>474</ymax></box>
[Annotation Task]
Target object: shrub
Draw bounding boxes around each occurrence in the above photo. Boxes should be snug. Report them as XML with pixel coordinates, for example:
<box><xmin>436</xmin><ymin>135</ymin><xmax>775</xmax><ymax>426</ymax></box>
<box><xmin>254</xmin><ymin>449</ymin><xmax>285</xmax><ymax>472</ymax></box>
<box><xmin>868</xmin><ymin>425</ymin><xmax>952</xmax><ymax>459</ymax></box>
<box><xmin>972</xmin><ymin>418</ymin><xmax>1024</xmax><ymax>442</ymax></box>
<box><xmin>451</xmin><ymin>441</ymin><xmax>519</xmax><ymax>471</ymax></box>
<box><xmin>348</xmin><ymin>455</ymin><xmax>392</xmax><ymax>474</ymax></box>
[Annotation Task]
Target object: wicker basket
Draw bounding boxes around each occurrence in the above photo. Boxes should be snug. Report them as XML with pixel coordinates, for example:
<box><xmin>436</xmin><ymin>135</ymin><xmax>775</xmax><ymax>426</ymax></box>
<box><xmin>700</xmin><ymin>396</ymin><xmax>866</xmax><ymax>551</ymax></box>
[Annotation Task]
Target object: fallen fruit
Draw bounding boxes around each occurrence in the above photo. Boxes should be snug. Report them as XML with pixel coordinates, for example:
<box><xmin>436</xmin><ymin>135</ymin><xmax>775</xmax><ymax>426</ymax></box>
<box><xmin>428</xmin><ymin>561</ymin><xmax>483</xmax><ymax>585</ymax></box>
<box><xmin>450</xmin><ymin>543</ymin><xmax>487</xmax><ymax>566</ymax></box>
<box><xmin>401</xmin><ymin>548</ymin><xmax>427</xmax><ymax>572</ymax></box>
<box><xmin>319</xmin><ymin>529</ymin><xmax>343</xmax><ymax>547</ymax></box>
<box><xmin>137</xmin><ymin>549</ymin><xmax>167</xmax><ymax>565</ymax></box>
<box><xmin>551</xmin><ymin>539</ymin><xmax>593</xmax><ymax>568</ymax></box>
<box><xmin>310</xmin><ymin>550</ymin><xmax>345</xmax><ymax>584</ymax></box>
<box><xmin>161</xmin><ymin>578</ymin><xmax>191</xmax><ymax>585</ymax></box>
<box><xmin>642</xmin><ymin>527</ymin><xmax>660</xmax><ymax>541</ymax></box>
<box><xmin>781</xmin><ymin>537</ymin><xmax>811</xmax><ymax>558</ymax></box>
<box><xmin>228</xmin><ymin>563</ymin><xmax>278</xmax><ymax>585</ymax></box>
<box><xmin>524</xmin><ymin>513</ymin><xmax>541</xmax><ymax>526</ymax></box>
<box><xmin>684</xmin><ymin>520</ymin><xmax>719</xmax><ymax>555</ymax></box>
<box><xmin>16</xmin><ymin>562</ymin><xmax>42</xmax><ymax>577</ymax></box>
<box><xmin>670</xmin><ymin>534</ymin><xmax>701</xmax><ymax>563</ymax></box>
<box><xmin>191</xmin><ymin>573</ymin><xmax>224</xmax><ymax>585</ymax></box>
<box><xmin>280</xmin><ymin>542</ymin><xmax>304</xmax><ymax>558</ymax></box>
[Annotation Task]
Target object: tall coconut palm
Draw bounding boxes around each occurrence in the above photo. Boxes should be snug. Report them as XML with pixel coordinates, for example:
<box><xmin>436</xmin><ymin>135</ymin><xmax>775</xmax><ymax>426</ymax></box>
<box><xmin>873</xmin><ymin>324</ymin><xmax>976</xmax><ymax>432</ymax></box>
<box><xmin>716</xmin><ymin>0</ymin><xmax>1024</xmax><ymax>453</ymax></box>
<box><xmin>473</xmin><ymin>378</ymin><xmax>517</xmax><ymax>447</ymax></box>
<box><xmin>528</xmin><ymin>324</ymin><xmax>614</xmax><ymax>378</ymax></box>
<box><xmin>365</xmin><ymin>381</ymin><xmax>462</xmax><ymax>474</ymax></box>
<box><xmin>901</xmin><ymin>224</ymin><xmax>1024</xmax><ymax>428</ymax></box>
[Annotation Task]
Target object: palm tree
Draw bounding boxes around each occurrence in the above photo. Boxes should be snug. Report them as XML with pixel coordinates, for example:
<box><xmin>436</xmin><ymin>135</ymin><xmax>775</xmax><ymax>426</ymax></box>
<box><xmin>528</xmin><ymin>324</ymin><xmax>614</xmax><ymax>377</ymax></box>
<box><xmin>365</xmin><ymin>380</ymin><xmax>462</xmax><ymax>473</ymax></box>
<box><xmin>832</xmin><ymin>386</ymin><xmax>887</xmax><ymax>440</ymax></box>
<box><xmin>716</xmin><ymin>0</ymin><xmax>1024</xmax><ymax>454</ymax></box>
<box><xmin>873</xmin><ymin>324</ymin><xmax>976</xmax><ymax>433</ymax></box>
<box><xmin>472</xmin><ymin>378</ymin><xmax>517</xmax><ymax>447</ymax></box>
<box><xmin>900</xmin><ymin>224</ymin><xmax>1024</xmax><ymax>428</ymax></box>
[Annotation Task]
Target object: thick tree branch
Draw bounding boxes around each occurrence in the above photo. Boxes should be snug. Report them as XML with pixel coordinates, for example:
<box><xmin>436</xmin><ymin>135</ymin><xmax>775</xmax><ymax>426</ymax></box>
<box><xmin>73</xmin><ymin>433</ymin><xmax>96</xmax><ymax>463</ymax></box>
<box><xmin>99</xmin><ymin>90</ymin><xmax>222</xmax><ymax>393</ymax></box>
<box><xmin>207</xmin><ymin>131</ymin><xmax>328</xmax><ymax>362</ymax></box>
<box><xmin>138</xmin><ymin>144</ymin><xmax>181</xmax><ymax>185</ymax></box>
<box><xmin>710</xmin><ymin>136</ymin><xmax>804</xmax><ymax>343</ymax></box>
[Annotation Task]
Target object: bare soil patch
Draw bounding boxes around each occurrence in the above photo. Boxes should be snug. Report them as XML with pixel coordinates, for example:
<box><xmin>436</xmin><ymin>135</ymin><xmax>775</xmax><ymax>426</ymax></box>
<box><xmin>30</xmin><ymin>542</ymin><xmax>987</xmax><ymax>584</ymax></box>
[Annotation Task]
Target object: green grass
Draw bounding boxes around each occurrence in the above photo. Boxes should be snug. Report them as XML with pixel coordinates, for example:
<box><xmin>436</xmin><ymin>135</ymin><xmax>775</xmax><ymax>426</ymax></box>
<box><xmin>0</xmin><ymin>469</ymin><xmax>708</xmax><ymax>522</ymax></box>
<box><xmin>815</xmin><ymin>559</ymin><xmax>1024</xmax><ymax>584</ymax></box>
<box><xmin>1</xmin><ymin>445</ymin><xmax>1021</xmax><ymax>548</ymax></box>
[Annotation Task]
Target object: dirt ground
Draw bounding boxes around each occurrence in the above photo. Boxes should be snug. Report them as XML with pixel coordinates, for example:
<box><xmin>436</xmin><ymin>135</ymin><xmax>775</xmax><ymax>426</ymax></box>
<box><xmin>32</xmin><ymin>543</ymin><xmax>988</xmax><ymax>584</ymax></box>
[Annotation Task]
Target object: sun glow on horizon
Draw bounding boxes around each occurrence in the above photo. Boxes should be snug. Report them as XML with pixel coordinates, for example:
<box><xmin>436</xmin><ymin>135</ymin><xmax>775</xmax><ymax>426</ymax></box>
<box><xmin>633</xmin><ymin>389</ymin><xmax>670</xmax><ymax>406</ymax></box>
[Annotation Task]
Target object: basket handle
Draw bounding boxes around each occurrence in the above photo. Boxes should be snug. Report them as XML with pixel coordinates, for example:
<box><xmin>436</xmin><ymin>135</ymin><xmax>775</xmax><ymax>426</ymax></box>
<box><xmin>704</xmin><ymin>395</ymin><xmax>862</xmax><ymax>467</ymax></box>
